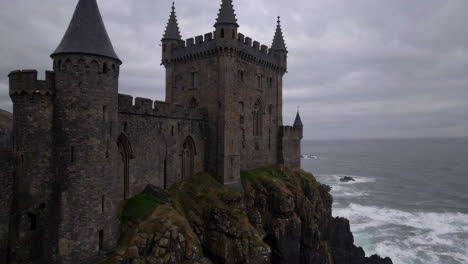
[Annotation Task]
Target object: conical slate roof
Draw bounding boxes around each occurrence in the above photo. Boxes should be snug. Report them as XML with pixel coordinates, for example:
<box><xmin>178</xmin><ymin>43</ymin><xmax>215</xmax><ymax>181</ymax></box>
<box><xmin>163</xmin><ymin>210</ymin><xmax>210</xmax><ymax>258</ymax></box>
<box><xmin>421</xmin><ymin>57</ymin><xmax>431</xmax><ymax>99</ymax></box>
<box><xmin>163</xmin><ymin>2</ymin><xmax>182</xmax><ymax>40</ymax></box>
<box><xmin>214</xmin><ymin>0</ymin><xmax>238</xmax><ymax>27</ymax></box>
<box><xmin>271</xmin><ymin>16</ymin><xmax>287</xmax><ymax>51</ymax></box>
<box><xmin>294</xmin><ymin>111</ymin><xmax>303</xmax><ymax>127</ymax></box>
<box><xmin>51</xmin><ymin>0</ymin><xmax>120</xmax><ymax>61</ymax></box>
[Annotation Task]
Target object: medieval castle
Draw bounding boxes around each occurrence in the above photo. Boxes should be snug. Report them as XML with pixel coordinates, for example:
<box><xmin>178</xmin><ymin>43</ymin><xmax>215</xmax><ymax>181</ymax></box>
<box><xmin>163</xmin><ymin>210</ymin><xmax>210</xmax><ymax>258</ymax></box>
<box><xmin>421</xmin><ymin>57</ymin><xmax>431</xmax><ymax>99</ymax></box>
<box><xmin>0</xmin><ymin>0</ymin><xmax>303</xmax><ymax>263</ymax></box>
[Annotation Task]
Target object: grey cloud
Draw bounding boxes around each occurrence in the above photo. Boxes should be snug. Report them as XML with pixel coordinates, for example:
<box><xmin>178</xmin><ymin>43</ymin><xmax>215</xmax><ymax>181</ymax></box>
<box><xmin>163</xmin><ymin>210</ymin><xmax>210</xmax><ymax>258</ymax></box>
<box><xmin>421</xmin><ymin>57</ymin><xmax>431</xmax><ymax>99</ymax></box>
<box><xmin>1</xmin><ymin>0</ymin><xmax>467</xmax><ymax>139</ymax></box>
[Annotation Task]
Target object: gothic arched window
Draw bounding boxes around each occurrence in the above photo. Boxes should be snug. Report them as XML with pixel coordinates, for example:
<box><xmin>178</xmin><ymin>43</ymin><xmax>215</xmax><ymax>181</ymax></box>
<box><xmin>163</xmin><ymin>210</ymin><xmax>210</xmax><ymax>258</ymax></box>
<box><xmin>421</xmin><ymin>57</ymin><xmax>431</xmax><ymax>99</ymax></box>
<box><xmin>253</xmin><ymin>98</ymin><xmax>264</xmax><ymax>136</ymax></box>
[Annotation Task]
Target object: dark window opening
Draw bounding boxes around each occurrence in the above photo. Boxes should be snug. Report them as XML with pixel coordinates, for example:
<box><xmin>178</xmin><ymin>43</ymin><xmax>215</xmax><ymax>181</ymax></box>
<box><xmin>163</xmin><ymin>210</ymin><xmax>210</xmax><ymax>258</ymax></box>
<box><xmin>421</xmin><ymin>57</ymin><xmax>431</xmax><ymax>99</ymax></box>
<box><xmin>102</xmin><ymin>196</ymin><xmax>105</xmax><ymax>213</ymax></box>
<box><xmin>124</xmin><ymin>122</ymin><xmax>128</xmax><ymax>132</ymax></box>
<box><xmin>103</xmin><ymin>63</ymin><xmax>108</xmax><ymax>74</ymax></box>
<box><xmin>106</xmin><ymin>140</ymin><xmax>110</xmax><ymax>158</ymax></box>
<box><xmin>171</xmin><ymin>127</ymin><xmax>174</xmax><ymax>136</ymax></box>
<box><xmin>103</xmin><ymin>106</ymin><xmax>108</xmax><ymax>121</ymax></box>
<box><xmin>257</xmin><ymin>75</ymin><xmax>262</xmax><ymax>89</ymax></box>
<box><xmin>163</xmin><ymin>44</ymin><xmax>166</xmax><ymax>52</ymax></box>
<box><xmin>240</xmin><ymin>116</ymin><xmax>244</xmax><ymax>125</ymax></box>
<box><xmin>99</xmin><ymin>230</ymin><xmax>104</xmax><ymax>251</ymax></box>
<box><xmin>191</xmin><ymin>72</ymin><xmax>197</xmax><ymax>89</ymax></box>
<box><xmin>28</xmin><ymin>213</ymin><xmax>37</xmax><ymax>231</ymax></box>
<box><xmin>232</xmin><ymin>29</ymin><xmax>236</xmax><ymax>39</ymax></box>
<box><xmin>39</xmin><ymin>203</ymin><xmax>46</xmax><ymax>210</ymax></box>
<box><xmin>220</xmin><ymin>28</ymin><xmax>225</xmax><ymax>38</ymax></box>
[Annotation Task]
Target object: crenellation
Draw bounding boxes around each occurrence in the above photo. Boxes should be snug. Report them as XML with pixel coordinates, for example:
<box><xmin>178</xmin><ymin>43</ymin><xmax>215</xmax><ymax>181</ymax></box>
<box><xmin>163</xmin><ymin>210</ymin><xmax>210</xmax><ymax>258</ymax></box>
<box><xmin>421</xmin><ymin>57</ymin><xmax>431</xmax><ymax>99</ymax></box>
<box><xmin>8</xmin><ymin>70</ymin><xmax>55</xmax><ymax>96</ymax></box>
<box><xmin>186</xmin><ymin>38</ymin><xmax>194</xmax><ymax>46</ymax></box>
<box><xmin>118</xmin><ymin>94</ymin><xmax>207</xmax><ymax>120</ymax></box>
<box><xmin>195</xmin><ymin>35</ymin><xmax>204</xmax><ymax>44</ymax></box>
<box><xmin>205</xmin><ymin>32</ymin><xmax>213</xmax><ymax>41</ymax></box>
<box><xmin>253</xmin><ymin>41</ymin><xmax>260</xmax><ymax>50</ymax></box>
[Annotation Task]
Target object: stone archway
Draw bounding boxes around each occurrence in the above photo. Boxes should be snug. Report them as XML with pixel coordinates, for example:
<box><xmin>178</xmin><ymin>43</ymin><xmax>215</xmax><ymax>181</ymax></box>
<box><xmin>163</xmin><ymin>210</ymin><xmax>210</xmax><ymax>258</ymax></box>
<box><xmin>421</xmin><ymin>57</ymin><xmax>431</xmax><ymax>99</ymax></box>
<box><xmin>181</xmin><ymin>137</ymin><xmax>196</xmax><ymax>180</ymax></box>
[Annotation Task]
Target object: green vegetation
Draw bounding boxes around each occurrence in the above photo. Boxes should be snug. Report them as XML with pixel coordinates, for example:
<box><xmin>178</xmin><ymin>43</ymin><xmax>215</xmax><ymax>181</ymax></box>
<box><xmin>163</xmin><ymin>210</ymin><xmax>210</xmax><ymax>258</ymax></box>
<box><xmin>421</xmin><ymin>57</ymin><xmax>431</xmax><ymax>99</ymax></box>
<box><xmin>120</xmin><ymin>193</ymin><xmax>161</xmax><ymax>226</ymax></box>
<box><xmin>169</xmin><ymin>172</ymin><xmax>242</xmax><ymax>225</ymax></box>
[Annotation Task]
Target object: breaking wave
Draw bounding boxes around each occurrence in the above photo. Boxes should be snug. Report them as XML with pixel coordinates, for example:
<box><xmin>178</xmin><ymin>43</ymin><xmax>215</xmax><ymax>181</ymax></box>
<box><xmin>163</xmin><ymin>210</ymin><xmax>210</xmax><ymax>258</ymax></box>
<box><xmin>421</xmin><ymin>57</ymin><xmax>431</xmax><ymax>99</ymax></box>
<box><xmin>334</xmin><ymin>203</ymin><xmax>468</xmax><ymax>264</ymax></box>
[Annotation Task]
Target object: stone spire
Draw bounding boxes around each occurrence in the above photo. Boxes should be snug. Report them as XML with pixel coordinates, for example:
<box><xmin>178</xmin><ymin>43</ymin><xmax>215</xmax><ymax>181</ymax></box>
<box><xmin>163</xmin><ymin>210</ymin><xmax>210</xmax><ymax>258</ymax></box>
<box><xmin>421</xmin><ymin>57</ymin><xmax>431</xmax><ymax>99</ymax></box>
<box><xmin>163</xmin><ymin>2</ymin><xmax>182</xmax><ymax>41</ymax></box>
<box><xmin>271</xmin><ymin>16</ymin><xmax>287</xmax><ymax>51</ymax></box>
<box><xmin>294</xmin><ymin>111</ymin><xmax>303</xmax><ymax>127</ymax></box>
<box><xmin>51</xmin><ymin>0</ymin><xmax>120</xmax><ymax>61</ymax></box>
<box><xmin>214</xmin><ymin>0</ymin><xmax>238</xmax><ymax>27</ymax></box>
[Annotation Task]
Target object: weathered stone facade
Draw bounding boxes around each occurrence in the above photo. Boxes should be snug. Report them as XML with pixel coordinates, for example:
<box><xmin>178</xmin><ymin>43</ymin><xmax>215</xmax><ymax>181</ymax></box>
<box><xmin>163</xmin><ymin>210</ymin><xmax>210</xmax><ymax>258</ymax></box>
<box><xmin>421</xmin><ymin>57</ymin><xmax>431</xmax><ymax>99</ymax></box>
<box><xmin>1</xmin><ymin>0</ymin><xmax>302</xmax><ymax>263</ymax></box>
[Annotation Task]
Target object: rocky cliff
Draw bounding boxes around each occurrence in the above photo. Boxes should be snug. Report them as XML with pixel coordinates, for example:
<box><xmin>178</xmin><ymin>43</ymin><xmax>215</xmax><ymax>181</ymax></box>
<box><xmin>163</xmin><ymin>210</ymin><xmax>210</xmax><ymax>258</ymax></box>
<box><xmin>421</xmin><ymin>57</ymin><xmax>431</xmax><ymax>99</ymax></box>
<box><xmin>103</xmin><ymin>167</ymin><xmax>392</xmax><ymax>264</ymax></box>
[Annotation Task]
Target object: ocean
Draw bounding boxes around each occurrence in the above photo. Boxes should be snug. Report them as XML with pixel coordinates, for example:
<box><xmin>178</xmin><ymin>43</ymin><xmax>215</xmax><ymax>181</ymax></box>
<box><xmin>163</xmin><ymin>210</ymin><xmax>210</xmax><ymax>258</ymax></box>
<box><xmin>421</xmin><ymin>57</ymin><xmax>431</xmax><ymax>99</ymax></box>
<box><xmin>301</xmin><ymin>138</ymin><xmax>468</xmax><ymax>264</ymax></box>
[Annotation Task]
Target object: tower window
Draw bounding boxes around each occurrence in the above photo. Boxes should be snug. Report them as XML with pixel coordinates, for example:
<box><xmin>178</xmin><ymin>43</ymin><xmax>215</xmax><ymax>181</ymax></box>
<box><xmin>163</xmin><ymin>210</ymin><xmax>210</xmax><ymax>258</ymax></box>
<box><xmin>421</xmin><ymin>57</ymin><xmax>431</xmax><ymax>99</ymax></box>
<box><xmin>232</xmin><ymin>29</ymin><xmax>236</xmax><ymax>39</ymax></box>
<box><xmin>257</xmin><ymin>75</ymin><xmax>262</xmax><ymax>89</ymax></box>
<box><xmin>102</xmin><ymin>195</ymin><xmax>105</xmax><ymax>213</ymax></box>
<box><xmin>191</xmin><ymin>72</ymin><xmax>198</xmax><ymax>89</ymax></box>
<box><xmin>239</xmin><ymin>71</ymin><xmax>245</xmax><ymax>82</ymax></box>
<box><xmin>103</xmin><ymin>63</ymin><xmax>108</xmax><ymax>74</ymax></box>
<box><xmin>163</xmin><ymin>44</ymin><xmax>166</xmax><ymax>52</ymax></box>
<box><xmin>28</xmin><ymin>213</ymin><xmax>37</xmax><ymax>231</ymax></box>
<box><xmin>99</xmin><ymin>230</ymin><xmax>104</xmax><ymax>251</ymax></box>
<box><xmin>220</xmin><ymin>28</ymin><xmax>225</xmax><ymax>38</ymax></box>
<box><xmin>268</xmin><ymin>77</ymin><xmax>273</xmax><ymax>89</ymax></box>
<box><xmin>106</xmin><ymin>140</ymin><xmax>110</xmax><ymax>158</ymax></box>
<box><xmin>103</xmin><ymin>106</ymin><xmax>108</xmax><ymax>121</ymax></box>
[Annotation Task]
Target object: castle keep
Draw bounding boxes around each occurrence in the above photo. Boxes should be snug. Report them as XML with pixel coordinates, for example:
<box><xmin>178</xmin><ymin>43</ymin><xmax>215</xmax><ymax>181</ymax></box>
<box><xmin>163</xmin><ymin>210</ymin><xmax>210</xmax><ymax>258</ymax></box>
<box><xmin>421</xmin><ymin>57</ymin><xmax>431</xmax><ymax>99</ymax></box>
<box><xmin>0</xmin><ymin>0</ymin><xmax>303</xmax><ymax>263</ymax></box>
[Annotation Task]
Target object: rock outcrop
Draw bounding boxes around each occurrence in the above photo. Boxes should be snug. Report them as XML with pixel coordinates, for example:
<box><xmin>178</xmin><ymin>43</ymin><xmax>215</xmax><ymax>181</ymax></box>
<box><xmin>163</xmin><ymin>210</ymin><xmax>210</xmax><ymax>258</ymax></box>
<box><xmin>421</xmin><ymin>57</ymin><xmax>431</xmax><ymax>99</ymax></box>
<box><xmin>103</xmin><ymin>167</ymin><xmax>392</xmax><ymax>264</ymax></box>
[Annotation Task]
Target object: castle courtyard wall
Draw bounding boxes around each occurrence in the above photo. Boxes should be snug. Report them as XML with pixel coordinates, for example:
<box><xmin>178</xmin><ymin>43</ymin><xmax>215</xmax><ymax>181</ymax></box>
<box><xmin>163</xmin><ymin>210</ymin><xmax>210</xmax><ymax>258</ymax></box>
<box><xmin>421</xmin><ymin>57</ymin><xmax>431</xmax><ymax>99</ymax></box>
<box><xmin>118</xmin><ymin>94</ymin><xmax>207</xmax><ymax>194</ymax></box>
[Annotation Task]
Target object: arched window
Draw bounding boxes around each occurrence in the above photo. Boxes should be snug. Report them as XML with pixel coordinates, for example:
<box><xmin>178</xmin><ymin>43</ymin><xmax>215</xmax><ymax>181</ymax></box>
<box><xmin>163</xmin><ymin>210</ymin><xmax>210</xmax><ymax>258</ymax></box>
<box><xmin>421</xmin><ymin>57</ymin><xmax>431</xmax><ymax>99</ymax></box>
<box><xmin>103</xmin><ymin>63</ymin><xmax>108</xmax><ymax>74</ymax></box>
<box><xmin>181</xmin><ymin>137</ymin><xmax>196</xmax><ymax>180</ymax></box>
<box><xmin>220</xmin><ymin>28</ymin><xmax>225</xmax><ymax>38</ymax></box>
<box><xmin>253</xmin><ymin>98</ymin><xmax>264</xmax><ymax>136</ymax></box>
<box><xmin>118</xmin><ymin>134</ymin><xmax>133</xmax><ymax>200</ymax></box>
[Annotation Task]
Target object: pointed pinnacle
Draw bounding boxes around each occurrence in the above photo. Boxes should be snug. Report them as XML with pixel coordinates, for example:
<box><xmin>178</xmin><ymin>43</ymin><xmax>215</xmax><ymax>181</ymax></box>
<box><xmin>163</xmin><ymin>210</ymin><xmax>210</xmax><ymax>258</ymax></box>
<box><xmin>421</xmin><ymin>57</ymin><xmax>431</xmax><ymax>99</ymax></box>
<box><xmin>163</xmin><ymin>2</ymin><xmax>182</xmax><ymax>40</ymax></box>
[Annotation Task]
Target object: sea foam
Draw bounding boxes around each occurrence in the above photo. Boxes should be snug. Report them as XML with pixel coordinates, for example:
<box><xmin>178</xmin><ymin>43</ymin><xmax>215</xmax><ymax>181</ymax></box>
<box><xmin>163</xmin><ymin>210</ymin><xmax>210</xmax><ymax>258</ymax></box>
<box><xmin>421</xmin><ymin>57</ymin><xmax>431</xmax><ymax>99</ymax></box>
<box><xmin>335</xmin><ymin>203</ymin><xmax>468</xmax><ymax>264</ymax></box>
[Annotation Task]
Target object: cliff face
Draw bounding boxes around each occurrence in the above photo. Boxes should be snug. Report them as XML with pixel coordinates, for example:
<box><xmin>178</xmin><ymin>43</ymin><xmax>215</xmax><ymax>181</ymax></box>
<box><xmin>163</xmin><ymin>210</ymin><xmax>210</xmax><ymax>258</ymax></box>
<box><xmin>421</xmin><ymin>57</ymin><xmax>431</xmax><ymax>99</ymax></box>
<box><xmin>104</xmin><ymin>167</ymin><xmax>392</xmax><ymax>264</ymax></box>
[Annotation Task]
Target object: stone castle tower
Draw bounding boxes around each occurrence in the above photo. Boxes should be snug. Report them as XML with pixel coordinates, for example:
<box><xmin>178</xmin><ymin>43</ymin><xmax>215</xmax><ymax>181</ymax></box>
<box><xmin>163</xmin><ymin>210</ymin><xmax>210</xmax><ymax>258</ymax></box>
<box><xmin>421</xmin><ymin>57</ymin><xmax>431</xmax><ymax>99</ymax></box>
<box><xmin>0</xmin><ymin>0</ymin><xmax>303</xmax><ymax>263</ymax></box>
<box><xmin>161</xmin><ymin>1</ymin><xmax>300</xmax><ymax>187</ymax></box>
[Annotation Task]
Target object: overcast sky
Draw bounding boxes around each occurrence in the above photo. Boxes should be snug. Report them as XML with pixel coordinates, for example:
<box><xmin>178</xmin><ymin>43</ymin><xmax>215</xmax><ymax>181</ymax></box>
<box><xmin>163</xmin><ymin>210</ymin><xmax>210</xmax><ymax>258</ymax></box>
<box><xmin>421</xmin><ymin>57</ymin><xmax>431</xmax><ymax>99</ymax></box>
<box><xmin>1</xmin><ymin>0</ymin><xmax>467</xmax><ymax>140</ymax></box>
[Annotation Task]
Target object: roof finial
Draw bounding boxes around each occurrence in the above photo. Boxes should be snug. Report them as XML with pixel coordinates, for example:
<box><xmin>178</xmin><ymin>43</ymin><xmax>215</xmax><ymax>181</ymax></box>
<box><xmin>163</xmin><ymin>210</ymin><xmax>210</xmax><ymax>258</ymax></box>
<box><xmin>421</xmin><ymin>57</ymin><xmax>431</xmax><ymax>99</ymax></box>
<box><xmin>163</xmin><ymin>2</ymin><xmax>182</xmax><ymax>41</ymax></box>
<box><xmin>271</xmin><ymin>15</ymin><xmax>287</xmax><ymax>51</ymax></box>
<box><xmin>294</xmin><ymin>110</ymin><xmax>303</xmax><ymax>127</ymax></box>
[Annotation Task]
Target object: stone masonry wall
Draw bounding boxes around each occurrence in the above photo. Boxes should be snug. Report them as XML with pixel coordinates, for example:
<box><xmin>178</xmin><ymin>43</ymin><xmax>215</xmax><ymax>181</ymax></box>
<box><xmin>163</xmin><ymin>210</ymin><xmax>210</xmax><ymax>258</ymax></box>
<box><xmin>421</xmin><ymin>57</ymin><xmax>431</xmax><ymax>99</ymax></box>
<box><xmin>118</xmin><ymin>94</ymin><xmax>207</xmax><ymax>195</ymax></box>
<box><xmin>0</xmin><ymin>150</ymin><xmax>13</xmax><ymax>264</ymax></box>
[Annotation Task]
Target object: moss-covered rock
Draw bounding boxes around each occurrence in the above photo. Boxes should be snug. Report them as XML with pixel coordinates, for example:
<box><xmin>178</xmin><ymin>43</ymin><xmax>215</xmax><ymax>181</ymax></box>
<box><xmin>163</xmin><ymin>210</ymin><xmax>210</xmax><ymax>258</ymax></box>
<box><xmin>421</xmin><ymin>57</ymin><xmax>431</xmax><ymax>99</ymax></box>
<box><xmin>102</xmin><ymin>167</ymin><xmax>392</xmax><ymax>264</ymax></box>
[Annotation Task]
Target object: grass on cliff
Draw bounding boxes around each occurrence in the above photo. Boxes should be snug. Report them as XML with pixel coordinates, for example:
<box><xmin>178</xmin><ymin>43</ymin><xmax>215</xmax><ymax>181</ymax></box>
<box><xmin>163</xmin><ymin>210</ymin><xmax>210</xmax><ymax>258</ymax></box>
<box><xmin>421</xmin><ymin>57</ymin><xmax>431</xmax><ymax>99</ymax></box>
<box><xmin>120</xmin><ymin>193</ymin><xmax>161</xmax><ymax>226</ymax></box>
<box><xmin>169</xmin><ymin>172</ymin><xmax>250</xmax><ymax>231</ymax></box>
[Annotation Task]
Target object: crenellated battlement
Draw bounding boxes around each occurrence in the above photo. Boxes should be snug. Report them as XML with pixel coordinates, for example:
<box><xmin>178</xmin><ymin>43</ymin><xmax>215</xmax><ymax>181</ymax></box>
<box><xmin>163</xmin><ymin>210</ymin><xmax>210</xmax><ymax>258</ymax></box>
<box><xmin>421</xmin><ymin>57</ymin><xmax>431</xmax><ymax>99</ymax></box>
<box><xmin>118</xmin><ymin>94</ymin><xmax>208</xmax><ymax>120</ymax></box>
<box><xmin>280</xmin><ymin>125</ymin><xmax>303</xmax><ymax>139</ymax></box>
<box><xmin>8</xmin><ymin>70</ymin><xmax>55</xmax><ymax>96</ymax></box>
<box><xmin>167</xmin><ymin>32</ymin><xmax>284</xmax><ymax>72</ymax></box>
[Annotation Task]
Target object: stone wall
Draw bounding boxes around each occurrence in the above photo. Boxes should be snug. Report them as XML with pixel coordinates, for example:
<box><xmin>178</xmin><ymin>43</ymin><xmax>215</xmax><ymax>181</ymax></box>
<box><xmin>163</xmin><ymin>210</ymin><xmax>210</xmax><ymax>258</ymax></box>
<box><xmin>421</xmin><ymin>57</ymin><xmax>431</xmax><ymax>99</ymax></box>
<box><xmin>0</xmin><ymin>150</ymin><xmax>13</xmax><ymax>264</ymax></box>
<box><xmin>118</xmin><ymin>94</ymin><xmax>207</xmax><ymax>195</ymax></box>
<box><xmin>279</xmin><ymin>126</ymin><xmax>302</xmax><ymax>168</ymax></box>
<box><xmin>164</xmin><ymin>30</ymin><xmax>286</xmax><ymax>184</ymax></box>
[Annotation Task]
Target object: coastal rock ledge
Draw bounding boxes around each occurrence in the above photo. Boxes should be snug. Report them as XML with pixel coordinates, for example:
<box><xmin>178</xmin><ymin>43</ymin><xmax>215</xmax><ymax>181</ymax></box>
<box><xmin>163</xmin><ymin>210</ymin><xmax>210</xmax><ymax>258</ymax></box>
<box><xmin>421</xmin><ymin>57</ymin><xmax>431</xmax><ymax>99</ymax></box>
<box><xmin>103</xmin><ymin>167</ymin><xmax>392</xmax><ymax>264</ymax></box>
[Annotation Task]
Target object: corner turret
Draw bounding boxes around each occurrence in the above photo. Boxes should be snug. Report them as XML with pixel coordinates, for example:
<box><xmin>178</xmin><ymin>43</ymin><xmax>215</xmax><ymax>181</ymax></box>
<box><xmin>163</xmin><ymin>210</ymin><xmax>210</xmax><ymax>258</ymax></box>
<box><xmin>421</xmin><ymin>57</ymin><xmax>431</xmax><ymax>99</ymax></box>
<box><xmin>271</xmin><ymin>16</ymin><xmax>288</xmax><ymax>71</ymax></box>
<box><xmin>214</xmin><ymin>0</ymin><xmax>239</xmax><ymax>40</ymax></box>
<box><xmin>293</xmin><ymin>111</ymin><xmax>303</xmax><ymax>128</ymax></box>
<box><xmin>50</xmin><ymin>0</ymin><xmax>122</xmax><ymax>262</ymax></box>
<box><xmin>162</xmin><ymin>2</ymin><xmax>183</xmax><ymax>64</ymax></box>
